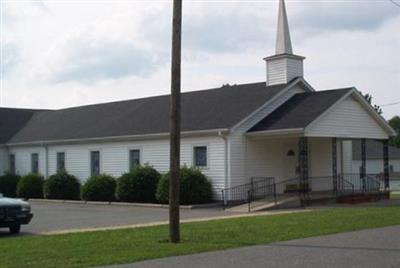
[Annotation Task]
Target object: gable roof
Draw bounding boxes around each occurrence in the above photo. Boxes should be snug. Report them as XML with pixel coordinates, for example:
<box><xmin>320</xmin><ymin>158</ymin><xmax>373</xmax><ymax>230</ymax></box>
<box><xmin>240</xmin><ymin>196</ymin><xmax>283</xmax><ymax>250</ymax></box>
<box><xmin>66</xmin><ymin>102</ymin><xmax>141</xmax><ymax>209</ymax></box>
<box><xmin>6</xmin><ymin>82</ymin><xmax>288</xmax><ymax>144</ymax></box>
<box><xmin>352</xmin><ymin>140</ymin><xmax>400</xmax><ymax>160</ymax></box>
<box><xmin>0</xmin><ymin>108</ymin><xmax>41</xmax><ymax>145</ymax></box>
<box><xmin>248</xmin><ymin>88</ymin><xmax>352</xmax><ymax>133</ymax></box>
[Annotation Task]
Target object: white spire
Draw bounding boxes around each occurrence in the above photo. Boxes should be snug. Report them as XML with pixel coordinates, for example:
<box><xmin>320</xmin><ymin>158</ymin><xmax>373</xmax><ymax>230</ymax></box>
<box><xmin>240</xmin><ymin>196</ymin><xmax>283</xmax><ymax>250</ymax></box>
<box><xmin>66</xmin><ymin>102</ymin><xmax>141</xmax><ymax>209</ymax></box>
<box><xmin>264</xmin><ymin>0</ymin><xmax>305</xmax><ymax>86</ymax></box>
<box><xmin>275</xmin><ymin>0</ymin><xmax>293</xmax><ymax>55</ymax></box>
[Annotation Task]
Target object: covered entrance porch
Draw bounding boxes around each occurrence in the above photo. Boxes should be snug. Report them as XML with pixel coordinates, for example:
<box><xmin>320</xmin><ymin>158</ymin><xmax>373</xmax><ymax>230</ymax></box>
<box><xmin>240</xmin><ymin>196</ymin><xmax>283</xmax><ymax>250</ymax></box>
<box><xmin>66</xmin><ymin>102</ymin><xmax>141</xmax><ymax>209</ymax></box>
<box><xmin>245</xmin><ymin>135</ymin><xmax>390</xmax><ymax>203</ymax></box>
<box><xmin>222</xmin><ymin>88</ymin><xmax>396</xmax><ymax>210</ymax></box>
<box><xmin>222</xmin><ymin>135</ymin><xmax>391</xmax><ymax>211</ymax></box>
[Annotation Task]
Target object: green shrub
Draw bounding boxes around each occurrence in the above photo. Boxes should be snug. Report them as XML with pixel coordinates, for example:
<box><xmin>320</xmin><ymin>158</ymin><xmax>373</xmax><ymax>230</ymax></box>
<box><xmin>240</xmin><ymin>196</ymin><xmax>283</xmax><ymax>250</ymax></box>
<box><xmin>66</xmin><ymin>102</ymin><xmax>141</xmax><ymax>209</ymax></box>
<box><xmin>81</xmin><ymin>174</ymin><xmax>116</xmax><ymax>201</ymax></box>
<box><xmin>116</xmin><ymin>165</ymin><xmax>161</xmax><ymax>203</ymax></box>
<box><xmin>156</xmin><ymin>166</ymin><xmax>213</xmax><ymax>205</ymax></box>
<box><xmin>43</xmin><ymin>171</ymin><xmax>81</xmax><ymax>200</ymax></box>
<box><xmin>0</xmin><ymin>172</ymin><xmax>21</xmax><ymax>198</ymax></box>
<box><xmin>16</xmin><ymin>173</ymin><xmax>44</xmax><ymax>199</ymax></box>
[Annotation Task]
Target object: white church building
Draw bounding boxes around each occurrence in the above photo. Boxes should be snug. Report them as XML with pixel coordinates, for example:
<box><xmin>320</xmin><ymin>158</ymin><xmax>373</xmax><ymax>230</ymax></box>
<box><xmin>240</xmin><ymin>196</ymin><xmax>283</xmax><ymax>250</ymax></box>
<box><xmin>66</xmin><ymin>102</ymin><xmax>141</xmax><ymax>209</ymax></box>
<box><xmin>0</xmin><ymin>0</ymin><xmax>397</xmax><ymax>201</ymax></box>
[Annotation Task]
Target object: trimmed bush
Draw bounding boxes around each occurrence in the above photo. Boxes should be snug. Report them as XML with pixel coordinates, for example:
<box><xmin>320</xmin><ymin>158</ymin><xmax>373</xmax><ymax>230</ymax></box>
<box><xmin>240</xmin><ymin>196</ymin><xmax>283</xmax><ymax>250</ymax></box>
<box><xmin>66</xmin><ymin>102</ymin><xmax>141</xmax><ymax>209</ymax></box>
<box><xmin>116</xmin><ymin>165</ymin><xmax>161</xmax><ymax>203</ymax></box>
<box><xmin>156</xmin><ymin>166</ymin><xmax>213</xmax><ymax>205</ymax></box>
<box><xmin>81</xmin><ymin>174</ymin><xmax>116</xmax><ymax>201</ymax></box>
<box><xmin>43</xmin><ymin>171</ymin><xmax>81</xmax><ymax>200</ymax></box>
<box><xmin>16</xmin><ymin>173</ymin><xmax>44</xmax><ymax>199</ymax></box>
<box><xmin>0</xmin><ymin>172</ymin><xmax>21</xmax><ymax>198</ymax></box>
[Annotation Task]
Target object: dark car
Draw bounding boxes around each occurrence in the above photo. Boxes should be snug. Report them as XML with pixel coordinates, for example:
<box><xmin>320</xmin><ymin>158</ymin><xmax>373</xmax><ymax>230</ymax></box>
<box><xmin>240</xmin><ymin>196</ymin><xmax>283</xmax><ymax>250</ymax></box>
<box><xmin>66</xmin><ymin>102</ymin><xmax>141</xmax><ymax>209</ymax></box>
<box><xmin>0</xmin><ymin>193</ymin><xmax>33</xmax><ymax>234</ymax></box>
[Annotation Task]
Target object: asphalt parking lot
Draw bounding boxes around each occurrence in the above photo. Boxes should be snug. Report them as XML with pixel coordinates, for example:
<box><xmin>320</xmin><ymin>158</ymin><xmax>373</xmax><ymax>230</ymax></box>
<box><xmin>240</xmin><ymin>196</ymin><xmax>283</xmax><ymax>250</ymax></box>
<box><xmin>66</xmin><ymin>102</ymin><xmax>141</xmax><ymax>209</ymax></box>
<box><xmin>0</xmin><ymin>201</ymin><xmax>235</xmax><ymax>236</ymax></box>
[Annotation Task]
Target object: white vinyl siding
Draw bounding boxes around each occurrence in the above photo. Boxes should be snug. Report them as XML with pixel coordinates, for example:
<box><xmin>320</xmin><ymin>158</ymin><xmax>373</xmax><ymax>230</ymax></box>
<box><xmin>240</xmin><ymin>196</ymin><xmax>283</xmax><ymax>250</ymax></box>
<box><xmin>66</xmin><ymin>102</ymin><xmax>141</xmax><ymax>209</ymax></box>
<box><xmin>305</xmin><ymin>95</ymin><xmax>388</xmax><ymax>139</ymax></box>
<box><xmin>341</xmin><ymin>141</ymin><xmax>353</xmax><ymax>174</ymax></box>
<box><xmin>7</xmin><ymin>147</ymin><xmax>46</xmax><ymax>176</ymax></box>
<box><xmin>266</xmin><ymin>58</ymin><xmax>303</xmax><ymax>86</ymax></box>
<box><xmin>267</xmin><ymin>58</ymin><xmax>287</xmax><ymax>86</ymax></box>
<box><xmin>245</xmin><ymin>137</ymin><xmax>336</xmax><ymax>187</ymax></box>
<box><xmin>308</xmin><ymin>138</ymin><xmax>333</xmax><ymax>191</ymax></box>
<box><xmin>228</xmin><ymin>84</ymin><xmax>306</xmax><ymax>187</ymax></box>
<box><xmin>352</xmin><ymin>159</ymin><xmax>400</xmax><ymax>174</ymax></box>
<box><xmin>8</xmin><ymin>136</ymin><xmax>226</xmax><ymax>198</ymax></box>
<box><xmin>245</xmin><ymin>138</ymin><xmax>284</xmax><ymax>181</ymax></box>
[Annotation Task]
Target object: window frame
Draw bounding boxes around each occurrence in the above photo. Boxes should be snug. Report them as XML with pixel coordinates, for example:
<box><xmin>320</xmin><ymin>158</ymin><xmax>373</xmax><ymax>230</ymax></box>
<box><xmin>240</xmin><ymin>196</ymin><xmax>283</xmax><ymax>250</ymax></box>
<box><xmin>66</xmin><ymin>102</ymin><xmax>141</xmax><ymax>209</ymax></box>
<box><xmin>90</xmin><ymin>150</ymin><xmax>101</xmax><ymax>176</ymax></box>
<box><xmin>56</xmin><ymin>152</ymin><xmax>66</xmax><ymax>172</ymax></box>
<box><xmin>128</xmin><ymin>148</ymin><xmax>141</xmax><ymax>171</ymax></box>
<box><xmin>31</xmin><ymin>153</ymin><xmax>39</xmax><ymax>174</ymax></box>
<box><xmin>192</xmin><ymin>145</ymin><xmax>209</xmax><ymax>168</ymax></box>
<box><xmin>9</xmin><ymin>154</ymin><xmax>16</xmax><ymax>174</ymax></box>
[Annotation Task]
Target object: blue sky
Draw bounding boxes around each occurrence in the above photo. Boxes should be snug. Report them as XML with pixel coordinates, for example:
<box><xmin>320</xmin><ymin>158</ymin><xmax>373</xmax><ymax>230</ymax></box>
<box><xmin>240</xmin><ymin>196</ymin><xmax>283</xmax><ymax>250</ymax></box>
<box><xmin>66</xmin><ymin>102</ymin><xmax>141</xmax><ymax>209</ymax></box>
<box><xmin>1</xmin><ymin>0</ymin><xmax>399</xmax><ymax>119</ymax></box>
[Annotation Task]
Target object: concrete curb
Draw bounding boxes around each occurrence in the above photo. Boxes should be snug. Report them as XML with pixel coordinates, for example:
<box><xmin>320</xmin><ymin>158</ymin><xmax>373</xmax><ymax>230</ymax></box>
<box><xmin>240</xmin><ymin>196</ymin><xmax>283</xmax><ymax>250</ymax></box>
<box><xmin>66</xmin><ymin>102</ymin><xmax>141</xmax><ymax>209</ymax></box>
<box><xmin>28</xmin><ymin>198</ymin><xmax>222</xmax><ymax>209</ymax></box>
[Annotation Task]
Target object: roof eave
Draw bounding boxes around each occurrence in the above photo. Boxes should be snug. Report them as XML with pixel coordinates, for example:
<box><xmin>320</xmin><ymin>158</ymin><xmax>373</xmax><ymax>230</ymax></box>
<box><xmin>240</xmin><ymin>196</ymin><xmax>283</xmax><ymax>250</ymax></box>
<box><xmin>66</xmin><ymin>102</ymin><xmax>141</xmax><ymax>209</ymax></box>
<box><xmin>6</xmin><ymin>128</ymin><xmax>230</xmax><ymax>147</ymax></box>
<box><xmin>246</xmin><ymin>128</ymin><xmax>304</xmax><ymax>137</ymax></box>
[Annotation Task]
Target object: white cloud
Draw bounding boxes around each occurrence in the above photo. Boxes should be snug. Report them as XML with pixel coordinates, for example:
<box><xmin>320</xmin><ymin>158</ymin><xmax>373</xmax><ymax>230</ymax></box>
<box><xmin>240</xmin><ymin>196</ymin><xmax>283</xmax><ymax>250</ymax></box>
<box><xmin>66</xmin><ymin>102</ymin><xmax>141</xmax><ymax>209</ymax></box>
<box><xmin>1</xmin><ymin>0</ymin><xmax>399</xmax><ymax>119</ymax></box>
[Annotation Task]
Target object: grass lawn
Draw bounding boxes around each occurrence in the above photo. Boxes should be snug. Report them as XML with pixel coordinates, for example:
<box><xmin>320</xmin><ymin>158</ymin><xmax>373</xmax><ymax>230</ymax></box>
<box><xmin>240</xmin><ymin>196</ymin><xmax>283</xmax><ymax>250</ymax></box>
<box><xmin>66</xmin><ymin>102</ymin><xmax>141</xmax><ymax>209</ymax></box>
<box><xmin>1</xmin><ymin>207</ymin><xmax>400</xmax><ymax>268</ymax></box>
<box><xmin>391</xmin><ymin>191</ymin><xmax>400</xmax><ymax>199</ymax></box>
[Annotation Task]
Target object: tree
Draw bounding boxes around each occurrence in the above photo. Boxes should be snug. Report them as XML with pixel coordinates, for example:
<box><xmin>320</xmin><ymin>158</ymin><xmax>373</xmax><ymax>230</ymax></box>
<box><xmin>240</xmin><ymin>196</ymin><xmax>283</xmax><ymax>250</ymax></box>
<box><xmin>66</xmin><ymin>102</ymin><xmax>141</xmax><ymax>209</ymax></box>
<box><xmin>389</xmin><ymin>116</ymin><xmax>400</xmax><ymax>148</ymax></box>
<box><xmin>169</xmin><ymin>0</ymin><xmax>182</xmax><ymax>243</ymax></box>
<box><xmin>363</xmin><ymin>93</ymin><xmax>383</xmax><ymax>115</ymax></box>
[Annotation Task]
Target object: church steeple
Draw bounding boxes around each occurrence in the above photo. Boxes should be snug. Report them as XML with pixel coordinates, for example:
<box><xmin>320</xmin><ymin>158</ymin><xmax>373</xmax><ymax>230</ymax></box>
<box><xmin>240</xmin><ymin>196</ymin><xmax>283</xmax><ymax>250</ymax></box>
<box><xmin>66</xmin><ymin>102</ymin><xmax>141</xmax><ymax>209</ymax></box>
<box><xmin>264</xmin><ymin>0</ymin><xmax>305</xmax><ymax>86</ymax></box>
<box><xmin>276</xmin><ymin>0</ymin><xmax>293</xmax><ymax>55</ymax></box>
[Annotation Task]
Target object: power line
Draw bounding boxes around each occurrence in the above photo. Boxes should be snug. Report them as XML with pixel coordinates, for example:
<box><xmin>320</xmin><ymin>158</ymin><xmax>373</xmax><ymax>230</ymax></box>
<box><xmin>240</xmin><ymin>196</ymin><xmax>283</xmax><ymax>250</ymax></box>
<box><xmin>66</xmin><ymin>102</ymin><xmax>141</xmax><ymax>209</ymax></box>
<box><xmin>380</xmin><ymin>101</ymin><xmax>400</xmax><ymax>107</ymax></box>
<box><xmin>389</xmin><ymin>0</ymin><xmax>400</xmax><ymax>7</ymax></box>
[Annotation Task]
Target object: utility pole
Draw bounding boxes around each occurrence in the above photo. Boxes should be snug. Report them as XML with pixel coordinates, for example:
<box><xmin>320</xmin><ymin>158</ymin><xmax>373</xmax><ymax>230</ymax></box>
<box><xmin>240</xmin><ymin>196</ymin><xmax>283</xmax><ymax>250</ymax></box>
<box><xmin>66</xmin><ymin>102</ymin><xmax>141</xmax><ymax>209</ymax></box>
<box><xmin>169</xmin><ymin>0</ymin><xmax>182</xmax><ymax>243</ymax></box>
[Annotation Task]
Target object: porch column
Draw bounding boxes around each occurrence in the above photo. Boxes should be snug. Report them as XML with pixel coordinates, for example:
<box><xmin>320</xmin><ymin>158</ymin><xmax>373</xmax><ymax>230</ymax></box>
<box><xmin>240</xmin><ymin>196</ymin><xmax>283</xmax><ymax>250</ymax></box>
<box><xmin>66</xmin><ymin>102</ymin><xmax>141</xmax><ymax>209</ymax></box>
<box><xmin>383</xmin><ymin>139</ymin><xmax>390</xmax><ymax>190</ymax></box>
<box><xmin>298</xmin><ymin>137</ymin><xmax>309</xmax><ymax>185</ymax></box>
<box><xmin>332</xmin><ymin>138</ymin><xmax>338</xmax><ymax>194</ymax></box>
<box><xmin>361</xmin><ymin>138</ymin><xmax>366</xmax><ymax>192</ymax></box>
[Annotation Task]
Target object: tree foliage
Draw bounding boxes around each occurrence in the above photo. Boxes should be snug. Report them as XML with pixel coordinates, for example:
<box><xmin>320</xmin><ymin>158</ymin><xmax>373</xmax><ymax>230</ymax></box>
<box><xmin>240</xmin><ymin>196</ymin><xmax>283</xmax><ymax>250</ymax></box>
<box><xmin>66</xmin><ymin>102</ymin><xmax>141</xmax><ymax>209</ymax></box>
<box><xmin>363</xmin><ymin>93</ymin><xmax>383</xmax><ymax>115</ymax></box>
<box><xmin>389</xmin><ymin>116</ymin><xmax>400</xmax><ymax>148</ymax></box>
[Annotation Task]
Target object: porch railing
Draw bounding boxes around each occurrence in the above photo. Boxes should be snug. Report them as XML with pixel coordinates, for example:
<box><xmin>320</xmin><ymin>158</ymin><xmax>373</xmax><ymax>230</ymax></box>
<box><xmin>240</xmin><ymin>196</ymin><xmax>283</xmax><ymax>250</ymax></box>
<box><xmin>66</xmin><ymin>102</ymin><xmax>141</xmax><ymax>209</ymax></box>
<box><xmin>221</xmin><ymin>177</ymin><xmax>274</xmax><ymax>207</ymax></box>
<box><xmin>222</xmin><ymin>173</ymin><xmax>387</xmax><ymax>211</ymax></box>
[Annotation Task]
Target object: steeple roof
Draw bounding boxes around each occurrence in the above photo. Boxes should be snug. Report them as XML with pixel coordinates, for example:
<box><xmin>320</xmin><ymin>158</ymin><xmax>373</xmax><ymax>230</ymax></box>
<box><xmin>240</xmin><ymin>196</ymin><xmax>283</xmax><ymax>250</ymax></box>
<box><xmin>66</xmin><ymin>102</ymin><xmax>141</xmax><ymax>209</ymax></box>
<box><xmin>275</xmin><ymin>0</ymin><xmax>293</xmax><ymax>55</ymax></box>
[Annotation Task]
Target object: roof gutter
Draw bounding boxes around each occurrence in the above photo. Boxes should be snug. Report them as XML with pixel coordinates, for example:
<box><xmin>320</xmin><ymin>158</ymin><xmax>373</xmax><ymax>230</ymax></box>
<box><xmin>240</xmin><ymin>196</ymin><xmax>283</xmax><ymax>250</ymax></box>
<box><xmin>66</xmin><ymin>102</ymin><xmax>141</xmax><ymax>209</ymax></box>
<box><xmin>6</xmin><ymin>128</ymin><xmax>230</xmax><ymax>147</ymax></box>
<box><xmin>246</xmin><ymin>128</ymin><xmax>304</xmax><ymax>137</ymax></box>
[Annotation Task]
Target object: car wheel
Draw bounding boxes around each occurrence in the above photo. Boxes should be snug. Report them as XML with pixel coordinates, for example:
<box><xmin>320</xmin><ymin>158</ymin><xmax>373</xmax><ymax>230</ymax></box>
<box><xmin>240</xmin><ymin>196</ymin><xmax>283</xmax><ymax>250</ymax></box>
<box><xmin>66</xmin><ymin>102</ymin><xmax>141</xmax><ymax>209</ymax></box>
<box><xmin>9</xmin><ymin>225</ymin><xmax>21</xmax><ymax>234</ymax></box>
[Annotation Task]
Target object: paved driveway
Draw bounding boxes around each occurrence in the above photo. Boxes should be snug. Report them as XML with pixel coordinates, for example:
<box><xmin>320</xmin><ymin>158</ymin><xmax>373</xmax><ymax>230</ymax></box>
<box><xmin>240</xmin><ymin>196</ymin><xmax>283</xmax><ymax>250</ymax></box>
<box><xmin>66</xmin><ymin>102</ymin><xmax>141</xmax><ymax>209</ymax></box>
<box><xmin>0</xmin><ymin>201</ymin><xmax>235</xmax><ymax>236</ymax></box>
<box><xmin>109</xmin><ymin>225</ymin><xmax>400</xmax><ymax>268</ymax></box>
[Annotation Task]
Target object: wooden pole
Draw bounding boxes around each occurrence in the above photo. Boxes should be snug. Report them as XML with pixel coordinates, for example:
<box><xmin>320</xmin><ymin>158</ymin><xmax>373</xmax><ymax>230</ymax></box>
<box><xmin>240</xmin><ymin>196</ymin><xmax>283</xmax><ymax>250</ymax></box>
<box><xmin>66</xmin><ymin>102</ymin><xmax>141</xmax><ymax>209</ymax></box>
<box><xmin>169</xmin><ymin>0</ymin><xmax>182</xmax><ymax>243</ymax></box>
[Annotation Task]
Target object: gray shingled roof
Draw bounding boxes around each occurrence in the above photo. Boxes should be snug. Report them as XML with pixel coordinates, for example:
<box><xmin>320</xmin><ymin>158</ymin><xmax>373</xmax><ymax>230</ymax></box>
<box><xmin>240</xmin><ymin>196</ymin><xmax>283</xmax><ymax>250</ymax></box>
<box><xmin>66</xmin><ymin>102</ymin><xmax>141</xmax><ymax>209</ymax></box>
<box><xmin>0</xmin><ymin>108</ymin><xmax>41</xmax><ymax>144</ymax></box>
<box><xmin>248</xmin><ymin>88</ymin><xmax>352</xmax><ymax>132</ymax></box>
<box><xmin>352</xmin><ymin>140</ymin><xmax>400</xmax><ymax>160</ymax></box>
<box><xmin>7</xmin><ymin>82</ymin><xmax>287</xmax><ymax>144</ymax></box>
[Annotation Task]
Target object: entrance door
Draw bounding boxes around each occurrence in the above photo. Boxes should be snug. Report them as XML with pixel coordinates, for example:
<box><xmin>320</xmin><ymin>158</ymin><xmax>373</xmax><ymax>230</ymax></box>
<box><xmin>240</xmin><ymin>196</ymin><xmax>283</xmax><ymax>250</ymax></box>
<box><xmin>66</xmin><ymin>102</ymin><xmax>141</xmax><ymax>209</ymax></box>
<box><xmin>283</xmin><ymin>144</ymin><xmax>298</xmax><ymax>180</ymax></box>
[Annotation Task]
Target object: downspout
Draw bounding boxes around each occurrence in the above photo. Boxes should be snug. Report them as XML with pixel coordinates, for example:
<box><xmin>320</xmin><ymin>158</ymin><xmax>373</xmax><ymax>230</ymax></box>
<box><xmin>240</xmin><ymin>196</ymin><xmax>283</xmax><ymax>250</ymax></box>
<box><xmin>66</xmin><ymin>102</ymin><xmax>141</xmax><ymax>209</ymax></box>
<box><xmin>218</xmin><ymin>131</ymin><xmax>229</xmax><ymax>205</ymax></box>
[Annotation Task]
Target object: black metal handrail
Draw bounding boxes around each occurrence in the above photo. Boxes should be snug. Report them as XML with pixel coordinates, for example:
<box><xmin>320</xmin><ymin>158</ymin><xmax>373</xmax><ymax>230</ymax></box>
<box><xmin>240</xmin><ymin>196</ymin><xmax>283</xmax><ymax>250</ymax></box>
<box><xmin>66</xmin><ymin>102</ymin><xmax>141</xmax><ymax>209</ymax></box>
<box><xmin>248</xmin><ymin>177</ymin><xmax>306</xmax><ymax>211</ymax></box>
<box><xmin>340</xmin><ymin>173</ymin><xmax>381</xmax><ymax>193</ymax></box>
<box><xmin>221</xmin><ymin>177</ymin><xmax>274</xmax><ymax>207</ymax></box>
<box><xmin>247</xmin><ymin>178</ymin><xmax>276</xmax><ymax>212</ymax></box>
<box><xmin>337</xmin><ymin>175</ymin><xmax>355</xmax><ymax>196</ymax></box>
<box><xmin>223</xmin><ymin>173</ymin><xmax>387</xmax><ymax>210</ymax></box>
